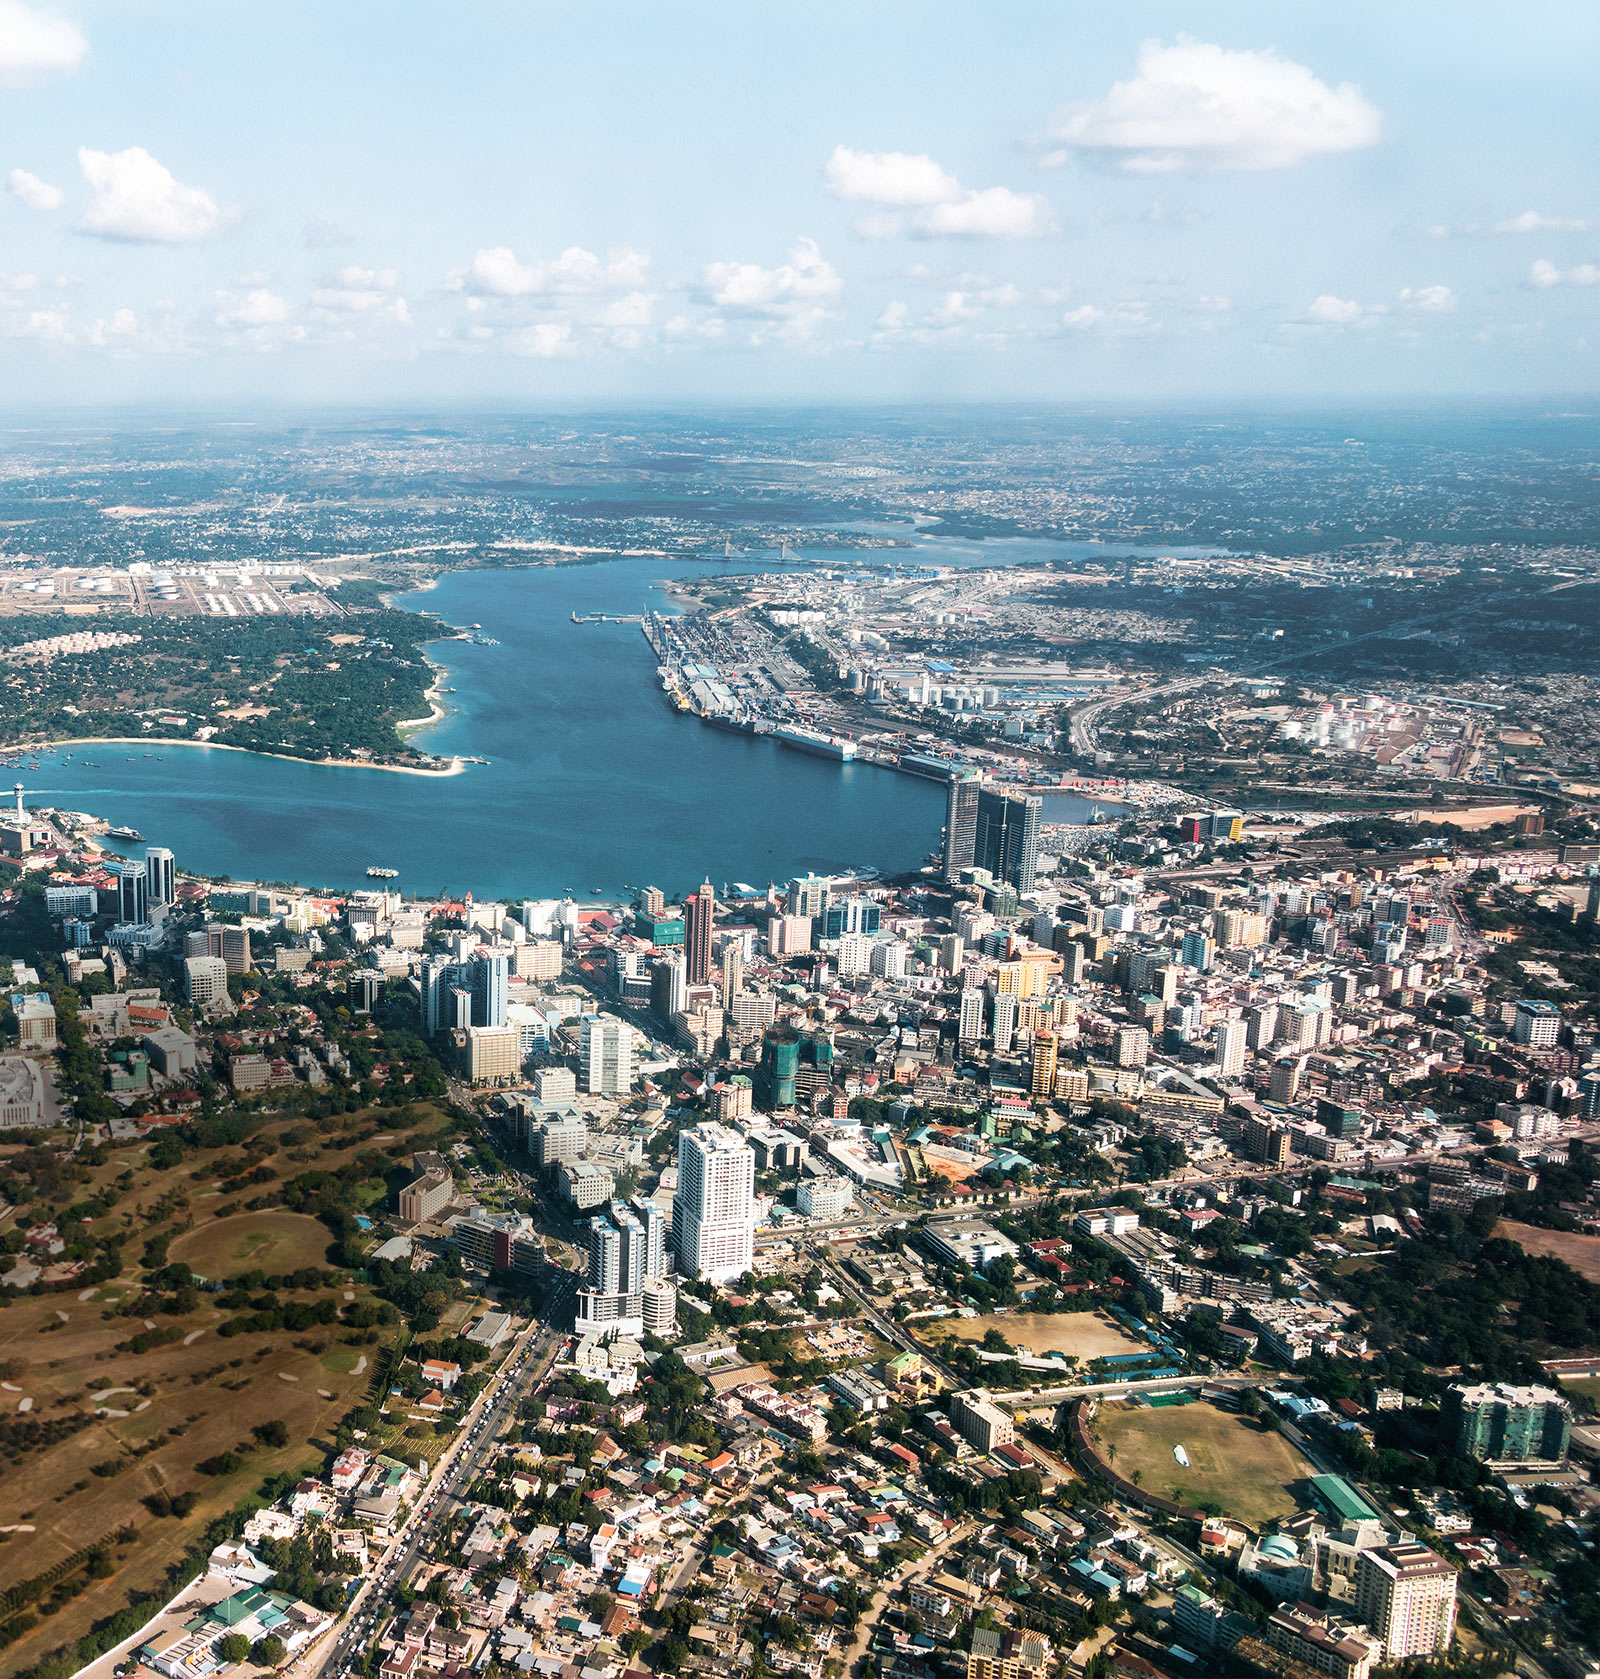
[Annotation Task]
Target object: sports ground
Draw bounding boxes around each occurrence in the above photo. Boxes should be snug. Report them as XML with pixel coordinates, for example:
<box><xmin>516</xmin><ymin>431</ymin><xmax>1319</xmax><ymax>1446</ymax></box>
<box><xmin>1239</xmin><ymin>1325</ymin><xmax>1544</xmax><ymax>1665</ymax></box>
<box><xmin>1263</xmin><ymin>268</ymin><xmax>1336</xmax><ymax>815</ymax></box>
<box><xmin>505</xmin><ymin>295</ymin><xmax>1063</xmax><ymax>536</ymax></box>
<box><xmin>1091</xmin><ymin>1398</ymin><xmax>1313</xmax><ymax>1526</ymax></box>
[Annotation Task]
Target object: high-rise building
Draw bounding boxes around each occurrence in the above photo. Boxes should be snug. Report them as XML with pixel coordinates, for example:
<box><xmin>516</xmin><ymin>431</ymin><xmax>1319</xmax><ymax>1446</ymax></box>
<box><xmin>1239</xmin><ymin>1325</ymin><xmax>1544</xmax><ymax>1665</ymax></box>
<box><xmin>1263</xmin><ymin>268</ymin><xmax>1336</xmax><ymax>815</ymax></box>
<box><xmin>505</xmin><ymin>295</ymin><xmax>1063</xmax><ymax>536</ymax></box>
<box><xmin>1215</xmin><ymin>1017</ymin><xmax>1249</xmax><ymax>1079</ymax></box>
<box><xmin>824</xmin><ymin>897</ymin><xmax>880</xmax><ymax>938</ymax></box>
<box><xmin>992</xmin><ymin>991</ymin><xmax>1018</xmax><ymax>1056</ymax></box>
<box><xmin>580</xmin><ymin>1014</ymin><xmax>637</xmax><ymax>1095</ymax></box>
<box><xmin>1243</xmin><ymin>1114</ymin><xmax>1292</xmax><ymax>1167</ymax></box>
<box><xmin>721</xmin><ymin>941</ymin><xmax>743</xmax><ymax>1002</ymax></box>
<box><xmin>420</xmin><ymin>955</ymin><xmax>457</xmax><ymax>1035</ymax></box>
<box><xmin>651</xmin><ymin>954</ymin><xmax>686</xmax><ymax>1024</ymax></box>
<box><xmin>1247</xmin><ymin>1001</ymin><xmax>1280</xmax><ymax>1051</ymax></box>
<box><xmin>672</xmin><ymin>1123</ymin><xmax>755</xmax><ymax>1284</ymax></box>
<box><xmin>942</xmin><ymin>773</ymin><xmax>981</xmax><ymax>882</ymax></box>
<box><xmin>1115</xmin><ymin>1024</ymin><xmax>1150</xmax><ymax>1068</ymax></box>
<box><xmin>1180</xmin><ymin>930</ymin><xmax>1214</xmax><ymax>971</ymax></box>
<box><xmin>975</xmin><ymin>788</ymin><xmax>1041</xmax><ymax>893</ymax></box>
<box><xmin>837</xmin><ymin>932</ymin><xmax>875</xmax><ymax>978</ymax></box>
<box><xmin>1511</xmin><ymin>999</ymin><xmax>1561</xmax><ymax>1048</ymax></box>
<box><xmin>1269</xmin><ymin>1057</ymin><xmax>1304</xmax><ymax>1105</ymax></box>
<box><xmin>958</xmin><ymin>987</ymin><xmax>985</xmax><ymax>1047</ymax></box>
<box><xmin>685</xmin><ymin>878</ymin><xmax>715</xmax><ymax>985</ymax></box>
<box><xmin>1354</xmin><ymin>1543</ymin><xmax>1456</xmax><ymax>1660</ymax></box>
<box><xmin>186</xmin><ymin>922</ymin><xmax>251</xmax><ymax>975</ymax></box>
<box><xmin>786</xmin><ymin>873</ymin><xmax>830</xmax><ymax>919</ymax></box>
<box><xmin>767</xmin><ymin>913</ymin><xmax>813</xmax><ymax>956</ymax></box>
<box><xmin>588</xmin><ymin>1216</ymin><xmax>623</xmax><ymax>1294</ymax></box>
<box><xmin>761</xmin><ymin>1025</ymin><xmax>800</xmax><ymax>1108</ymax></box>
<box><xmin>471</xmin><ymin>950</ymin><xmax>509</xmax><ymax>1029</ymax></box>
<box><xmin>1031</xmin><ymin>1031</ymin><xmax>1058</xmax><ymax>1099</ymax></box>
<box><xmin>144</xmin><ymin>847</ymin><xmax>175</xmax><ymax>908</ymax></box>
<box><xmin>1441</xmin><ymin>1382</ymin><xmax>1571</xmax><ymax>1466</ymax></box>
<box><xmin>111</xmin><ymin>860</ymin><xmax>148</xmax><ymax>926</ymax></box>
<box><xmin>185</xmin><ymin>954</ymin><xmax>229</xmax><ymax>1006</ymax></box>
<box><xmin>534</xmin><ymin>1115</ymin><xmax>588</xmax><ymax>1170</ymax></box>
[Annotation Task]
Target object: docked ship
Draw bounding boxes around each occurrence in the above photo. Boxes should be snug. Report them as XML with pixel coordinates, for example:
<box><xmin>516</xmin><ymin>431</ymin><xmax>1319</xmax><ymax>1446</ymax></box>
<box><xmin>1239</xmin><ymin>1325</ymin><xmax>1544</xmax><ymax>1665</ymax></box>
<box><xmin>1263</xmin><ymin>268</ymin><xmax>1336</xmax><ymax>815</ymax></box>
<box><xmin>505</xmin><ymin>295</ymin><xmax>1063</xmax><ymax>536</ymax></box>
<box><xmin>657</xmin><ymin>666</ymin><xmax>690</xmax><ymax>712</ymax></box>
<box><xmin>773</xmin><ymin>725</ymin><xmax>857</xmax><ymax>762</ymax></box>
<box><xmin>106</xmin><ymin>825</ymin><xmax>143</xmax><ymax>841</ymax></box>
<box><xmin>701</xmin><ymin>711</ymin><xmax>755</xmax><ymax>735</ymax></box>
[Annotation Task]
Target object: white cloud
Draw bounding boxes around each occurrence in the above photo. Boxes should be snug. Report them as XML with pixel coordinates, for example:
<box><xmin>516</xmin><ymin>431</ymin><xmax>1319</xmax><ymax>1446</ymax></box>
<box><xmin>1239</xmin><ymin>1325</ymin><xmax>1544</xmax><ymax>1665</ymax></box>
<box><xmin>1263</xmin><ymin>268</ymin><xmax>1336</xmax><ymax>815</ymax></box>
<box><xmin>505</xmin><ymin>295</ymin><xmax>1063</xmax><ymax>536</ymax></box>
<box><xmin>506</xmin><ymin>321</ymin><xmax>575</xmax><ymax>358</ymax></box>
<box><xmin>0</xmin><ymin>271</ymin><xmax>36</xmax><ymax>290</ymax></box>
<box><xmin>79</xmin><ymin>147</ymin><xmax>224</xmax><ymax>243</ymax></box>
<box><xmin>215</xmin><ymin>287</ymin><xmax>289</xmax><ymax>328</ymax></box>
<box><xmin>446</xmin><ymin>245</ymin><xmax>648</xmax><ymax>296</ymax></box>
<box><xmin>928</xmin><ymin>291</ymin><xmax>978</xmax><ymax>325</ymax></box>
<box><xmin>1062</xmin><ymin>305</ymin><xmax>1104</xmax><ymax>328</ymax></box>
<box><xmin>819</xmin><ymin>144</ymin><xmax>1054</xmax><ymax>240</ymax></box>
<box><xmin>6</xmin><ymin>167</ymin><xmax>62</xmax><ymax>211</ymax></box>
<box><xmin>703</xmin><ymin>237</ymin><xmax>841</xmax><ymax>313</ymax></box>
<box><xmin>1049</xmin><ymin>38</ymin><xmax>1381</xmax><ymax>172</ymax></box>
<box><xmin>1</xmin><ymin>306</ymin><xmax>71</xmax><ymax>342</ymax></box>
<box><xmin>1399</xmin><ymin>284</ymin><xmax>1456</xmax><ymax>313</ymax></box>
<box><xmin>1531</xmin><ymin>258</ymin><xmax>1599</xmax><ymax>288</ymax></box>
<box><xmin>312</xmin><ymin>266</ymin><xmax>407</xmax><ymax>318</ymax></box>
<box><xmin>1192</xmin><ymin>294</ymin><xmax>1232</xmax><ymax>312</ymax></box>
<box><xmin>824</xmin><ymin>146</ymin><xmax>959</xmax><ymax>206</ymax></box>
<box><xmin>0</xmin><ymin>0</ymin><xmax>85</xmax><ymax>82</ymax></box>
<box><xmin>1495</xmin><ymin>210</ymin><xmax>1589</xmax><ymax>235</ymax></box>
<box><xmin>915</xmin><ymin>187</ymin><xmax>1051</xmax><ymax>239</ymax></box>
<box><xmin>1306</xmin><ymin>294</ymin><xmax>1364</xmax><ymax>323</ymax></box>
<box><xmin>875</xmin><ymin>300</ymin><xmax>910</xmax><ymax>332</ymax></box>
<box><xmin>600</xmin><ymin>291</ymin><xmax>654</xmax><ymax>328</ymax></box>
<box><xmin>86</xmin><ymin>307</ymin><xmax>138</xmax><ymax>347</ymax></box>
<box><xmin>824</xmin><ymin>144</ymin><xmax>1052</xmax><ymax>239</ymax></box>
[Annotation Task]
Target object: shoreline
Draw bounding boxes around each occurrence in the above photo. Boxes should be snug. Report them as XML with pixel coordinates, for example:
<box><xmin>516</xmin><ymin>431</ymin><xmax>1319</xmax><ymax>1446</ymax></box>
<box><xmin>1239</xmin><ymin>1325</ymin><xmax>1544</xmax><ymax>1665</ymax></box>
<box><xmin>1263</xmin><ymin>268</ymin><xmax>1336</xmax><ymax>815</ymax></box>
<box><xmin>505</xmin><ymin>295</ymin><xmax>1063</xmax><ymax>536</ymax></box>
<box><xmin>24</xmin><ymin>737</ymin><xmax>469</xmax><ymax>778</ymax></box>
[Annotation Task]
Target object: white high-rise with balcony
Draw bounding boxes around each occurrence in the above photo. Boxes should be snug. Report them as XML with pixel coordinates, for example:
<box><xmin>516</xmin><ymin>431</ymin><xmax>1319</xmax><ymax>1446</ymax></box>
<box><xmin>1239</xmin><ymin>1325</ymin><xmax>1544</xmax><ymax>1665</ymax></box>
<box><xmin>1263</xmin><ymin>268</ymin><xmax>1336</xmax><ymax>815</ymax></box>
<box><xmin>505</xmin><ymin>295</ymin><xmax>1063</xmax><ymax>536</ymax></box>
<box><xmin>672</xmin><ymin>1122</ymin><xmax>755</xmax><ymax>1284</ymax></box>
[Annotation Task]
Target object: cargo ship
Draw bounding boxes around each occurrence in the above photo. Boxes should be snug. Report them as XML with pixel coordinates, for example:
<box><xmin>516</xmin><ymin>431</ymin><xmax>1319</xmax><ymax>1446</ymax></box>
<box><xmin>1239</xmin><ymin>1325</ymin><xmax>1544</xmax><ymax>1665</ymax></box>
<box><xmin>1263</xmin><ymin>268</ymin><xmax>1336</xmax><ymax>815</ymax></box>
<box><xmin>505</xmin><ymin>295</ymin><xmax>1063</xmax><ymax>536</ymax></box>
<box><xmin>773</xmin><ymin>726</ymin><xmax>856</xmax><ymax>762</ymax></box>
<box><xmin>657</xmin><ymin>666</ymin><xmax>690</xmax><ymax>712</ymax></box>
<box><xmin>701</xmin><ymin>711</ymin><xmax>756</xmax><ymax>735</ymax></box>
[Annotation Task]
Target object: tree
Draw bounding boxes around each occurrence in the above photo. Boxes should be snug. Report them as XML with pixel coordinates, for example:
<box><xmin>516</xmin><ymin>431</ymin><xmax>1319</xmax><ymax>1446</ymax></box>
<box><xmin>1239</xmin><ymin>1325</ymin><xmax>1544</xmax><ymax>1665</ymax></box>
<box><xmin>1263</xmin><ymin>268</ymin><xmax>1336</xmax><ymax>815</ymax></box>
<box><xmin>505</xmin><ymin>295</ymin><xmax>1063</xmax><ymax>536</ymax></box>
<box><xmin>218</xmin><ymin>1634</ymin><xmax>251</xmax><ymax>1664</ymax></box>
<box><xmin>252</xmin><ymin>1636</ymin><xmax>288</xmax><ymax>1667</ymax></box>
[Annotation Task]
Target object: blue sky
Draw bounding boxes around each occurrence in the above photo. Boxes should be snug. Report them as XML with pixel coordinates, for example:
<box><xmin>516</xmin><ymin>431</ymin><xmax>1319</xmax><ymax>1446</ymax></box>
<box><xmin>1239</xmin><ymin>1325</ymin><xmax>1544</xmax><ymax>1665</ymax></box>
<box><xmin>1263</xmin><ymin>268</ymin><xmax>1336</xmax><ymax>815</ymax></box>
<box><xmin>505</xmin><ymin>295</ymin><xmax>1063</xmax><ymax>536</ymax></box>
<box><xmin>0</xmin><ymin>0</ymin><xmax>1596</xmax><ymax>403</ymax></box>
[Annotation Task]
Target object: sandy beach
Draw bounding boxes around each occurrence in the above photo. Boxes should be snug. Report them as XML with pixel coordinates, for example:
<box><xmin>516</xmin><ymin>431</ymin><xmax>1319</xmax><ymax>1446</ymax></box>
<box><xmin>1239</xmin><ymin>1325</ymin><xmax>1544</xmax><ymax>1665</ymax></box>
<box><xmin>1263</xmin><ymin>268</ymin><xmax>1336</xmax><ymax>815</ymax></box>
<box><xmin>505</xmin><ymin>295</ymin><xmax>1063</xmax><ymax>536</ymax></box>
<box><xmin>33</xmin><ymin>737</ymin><xmax>468</xmax><ymax>778</ymax></box>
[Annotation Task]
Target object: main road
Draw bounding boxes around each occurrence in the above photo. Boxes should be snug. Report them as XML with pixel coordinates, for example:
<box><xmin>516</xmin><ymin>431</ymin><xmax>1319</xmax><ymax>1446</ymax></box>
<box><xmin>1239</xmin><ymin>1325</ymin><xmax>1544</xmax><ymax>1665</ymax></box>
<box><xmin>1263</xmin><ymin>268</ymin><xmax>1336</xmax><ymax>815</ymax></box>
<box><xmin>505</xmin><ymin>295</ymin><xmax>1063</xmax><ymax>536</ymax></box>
<box><xmin>299</xmin><ymin>1269</ymin><xmax>577</xmax><ymax>1679</ymax></box>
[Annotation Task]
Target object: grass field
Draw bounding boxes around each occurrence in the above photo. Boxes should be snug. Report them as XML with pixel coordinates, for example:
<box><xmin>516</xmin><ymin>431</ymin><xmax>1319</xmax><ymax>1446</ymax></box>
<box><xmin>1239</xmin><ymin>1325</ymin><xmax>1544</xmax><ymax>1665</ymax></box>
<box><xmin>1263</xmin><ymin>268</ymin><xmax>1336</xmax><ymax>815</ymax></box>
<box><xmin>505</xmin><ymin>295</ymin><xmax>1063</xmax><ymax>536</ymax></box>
<box><xmin>928</xmin><ymin>1311</ymin><xmax>1147</xmax><ymax>1361</ymax></box>
<box><xmin>1494</xmin><ymin>1220</ymin><xmax>1600</xmax><ymax>1284</ymax></box>
<box><xmin>1092</xmin><ymin>1399</ymin><xmax>1313</xmax><ymax>1526</ymax></box>
<box><xmin>170</xmin><ymin>1209</ymin><xmax>334</xmax><ymax>1278</ymax></box>
<box><xmin>1558</xmin><ymin>1376</ymin><xmax>1600</xmax><ymax>1407</ymax></box>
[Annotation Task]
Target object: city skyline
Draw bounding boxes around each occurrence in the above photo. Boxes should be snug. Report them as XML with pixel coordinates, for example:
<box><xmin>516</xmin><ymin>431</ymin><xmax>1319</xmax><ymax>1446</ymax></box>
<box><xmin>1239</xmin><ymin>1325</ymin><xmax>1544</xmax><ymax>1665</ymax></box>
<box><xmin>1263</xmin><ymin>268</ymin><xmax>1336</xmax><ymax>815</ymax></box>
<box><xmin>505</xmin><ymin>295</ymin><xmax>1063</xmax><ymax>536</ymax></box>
<box><xmin>0</xmin><ymin>1</ymin><xmax>1595</xmax><ymax>403</ymax></box>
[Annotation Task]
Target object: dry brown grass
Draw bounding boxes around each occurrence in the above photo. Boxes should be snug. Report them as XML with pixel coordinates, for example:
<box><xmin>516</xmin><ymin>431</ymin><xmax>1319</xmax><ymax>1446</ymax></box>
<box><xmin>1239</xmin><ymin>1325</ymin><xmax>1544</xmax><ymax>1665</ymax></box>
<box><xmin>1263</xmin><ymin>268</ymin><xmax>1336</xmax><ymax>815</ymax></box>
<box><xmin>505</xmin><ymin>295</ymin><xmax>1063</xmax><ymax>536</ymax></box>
<box><xmin>0</xmin><ymin>1104</ymin><xmax>453</xmax><ymax>1676</ymax></box>
<box><xmin>1495</xmin><ymin>1220</ymin><xmax>1600</xmax><ymax>1284</ymax></box>
<box><xmin>925</xmin><ymin>1311</ymin><xmax>1146</xmax><ymax>1361</ymax></box>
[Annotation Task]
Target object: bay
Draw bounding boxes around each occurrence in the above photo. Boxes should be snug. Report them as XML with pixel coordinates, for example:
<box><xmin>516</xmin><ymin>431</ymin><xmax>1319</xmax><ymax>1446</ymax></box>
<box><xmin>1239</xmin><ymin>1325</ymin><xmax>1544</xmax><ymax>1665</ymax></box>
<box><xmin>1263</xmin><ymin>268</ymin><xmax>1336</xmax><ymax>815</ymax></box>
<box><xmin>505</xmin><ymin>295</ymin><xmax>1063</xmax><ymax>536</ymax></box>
<box><xmin>24</xmin><ymin>555</ymin><xmax>1125</xmax><ymax>898</ymax></box>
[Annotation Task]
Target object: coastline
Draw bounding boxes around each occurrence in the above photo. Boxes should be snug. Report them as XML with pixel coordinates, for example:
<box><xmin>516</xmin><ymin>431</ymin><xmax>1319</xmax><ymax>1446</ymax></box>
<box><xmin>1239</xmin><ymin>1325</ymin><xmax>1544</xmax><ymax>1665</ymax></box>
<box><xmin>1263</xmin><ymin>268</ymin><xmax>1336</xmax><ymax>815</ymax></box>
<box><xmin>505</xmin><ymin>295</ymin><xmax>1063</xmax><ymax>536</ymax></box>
<box><xmin>27</xmin><ymin>737</ymin><xmax>469</xmax><ymax>778</ymax></box>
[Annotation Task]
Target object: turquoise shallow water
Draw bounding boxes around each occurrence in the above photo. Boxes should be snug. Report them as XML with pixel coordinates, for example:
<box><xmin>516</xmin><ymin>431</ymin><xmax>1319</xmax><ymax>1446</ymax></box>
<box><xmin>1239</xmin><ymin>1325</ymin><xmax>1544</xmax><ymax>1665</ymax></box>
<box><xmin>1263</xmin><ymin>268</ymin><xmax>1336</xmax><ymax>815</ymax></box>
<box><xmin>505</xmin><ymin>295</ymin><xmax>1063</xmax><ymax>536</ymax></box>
<box><xmin>26</xmin><ymin>557</ymin><xmax>1120</xmax><ymax>898</ymax></box>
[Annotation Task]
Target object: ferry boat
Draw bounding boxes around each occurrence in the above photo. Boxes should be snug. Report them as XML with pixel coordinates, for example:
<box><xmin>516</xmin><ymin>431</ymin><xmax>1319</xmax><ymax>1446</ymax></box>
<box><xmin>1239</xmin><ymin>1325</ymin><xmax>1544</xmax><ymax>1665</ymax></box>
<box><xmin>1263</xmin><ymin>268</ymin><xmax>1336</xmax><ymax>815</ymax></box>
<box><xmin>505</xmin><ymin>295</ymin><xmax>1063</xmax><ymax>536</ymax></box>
<box><xmin>367</xmin><ymin>866</ymin><xmax>399</xmax><ymax>879</ymax></box>
<box><xmin>773</xmin><ymin>725</ymin><xmax>856</xmax><ymax>762</ymax></box>
<box><xmin>106</xmin><ymin>825</ymin><xmax>143</xmax><ymax>841</ymax></box>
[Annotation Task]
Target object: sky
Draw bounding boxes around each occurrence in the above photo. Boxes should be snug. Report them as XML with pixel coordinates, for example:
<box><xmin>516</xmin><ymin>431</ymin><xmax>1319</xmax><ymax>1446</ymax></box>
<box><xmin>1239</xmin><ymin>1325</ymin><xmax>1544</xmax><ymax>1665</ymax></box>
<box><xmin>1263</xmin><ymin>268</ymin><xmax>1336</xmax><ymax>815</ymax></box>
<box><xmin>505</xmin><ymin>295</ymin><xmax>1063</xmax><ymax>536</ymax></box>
<box><xmin>0</xmin><ymin>0</ymin><xmax>1596</xmax><ymax>406</ymax></box>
